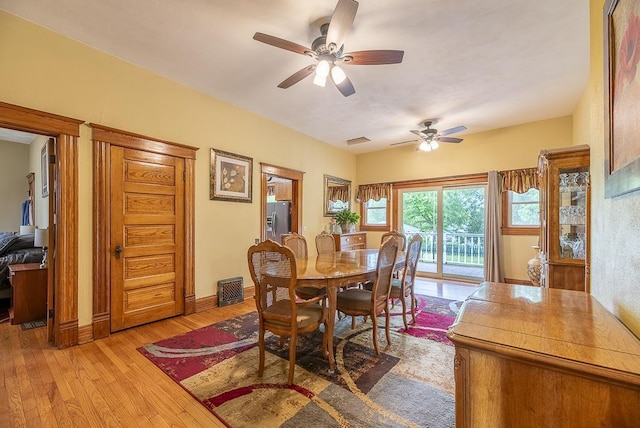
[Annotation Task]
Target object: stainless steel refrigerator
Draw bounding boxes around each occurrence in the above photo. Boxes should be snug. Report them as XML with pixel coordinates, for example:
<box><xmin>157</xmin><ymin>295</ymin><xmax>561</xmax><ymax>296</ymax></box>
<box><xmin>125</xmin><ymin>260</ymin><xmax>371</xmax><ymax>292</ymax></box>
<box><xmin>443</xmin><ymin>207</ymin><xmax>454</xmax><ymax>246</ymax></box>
<box><xmin>266</xmin><ymin>201</ymin><xmax>291</xmax><ymax>242</ymax></box>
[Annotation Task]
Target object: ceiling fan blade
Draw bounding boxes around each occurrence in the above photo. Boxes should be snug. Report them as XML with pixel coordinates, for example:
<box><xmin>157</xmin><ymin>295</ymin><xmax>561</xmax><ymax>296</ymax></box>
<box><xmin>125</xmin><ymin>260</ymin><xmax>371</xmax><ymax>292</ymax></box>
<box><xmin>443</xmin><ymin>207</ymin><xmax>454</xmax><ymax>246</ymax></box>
<box><xmin>439</xmin><ymin>125</ymin><xmax>467</xmax><ymax>136</ymax></box>
<box><xmin>390</xmin><ymin>139</ymin><xmax>419</xmax><ymax>147</ymax></box>
<box><xmin>341</xmin><ymin>50</ymin><xmax>404</xmax><ymax>65</ymax></box>
<box><xmin>332</xmin><ymin>72</ymin><xmax>356</xmax><ymax>97</ymax></box>
<box><xmin>326</xmin><ymin>0</ymin><xmax>359</xmax><ymax>54</ymax></box>
<box><xmin>410</xmin><ymin>130</ymin><xmax>425</xmax><ymax>137</ymax></box>
<box><xmin>277</xmin><ymin>65</ymin><xmax>316</xmax><ymax>89</ymax></box>
<box><xmin>253</xmin><ymin>32</ymin><xmax>315</xmax><ymax>57</ymax></box>
<box><xmin>438</xmin><ymin>137</ymin><xmax>463</xmax><ymax>143</ymax></box>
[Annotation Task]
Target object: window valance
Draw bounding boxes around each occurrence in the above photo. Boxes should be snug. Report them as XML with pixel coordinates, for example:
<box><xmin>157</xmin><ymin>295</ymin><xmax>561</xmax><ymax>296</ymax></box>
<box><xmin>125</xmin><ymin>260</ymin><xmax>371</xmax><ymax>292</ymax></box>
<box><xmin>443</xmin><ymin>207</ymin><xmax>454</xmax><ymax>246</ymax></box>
<box><xmin>500</xmin><ymin>168</ymin><xmax>539</xmax><ymax>193</ymax></box>
<box><xmin>356</xmin><ymin>183</ymin><xmax>391</xmax><ymax>202</ymax></box>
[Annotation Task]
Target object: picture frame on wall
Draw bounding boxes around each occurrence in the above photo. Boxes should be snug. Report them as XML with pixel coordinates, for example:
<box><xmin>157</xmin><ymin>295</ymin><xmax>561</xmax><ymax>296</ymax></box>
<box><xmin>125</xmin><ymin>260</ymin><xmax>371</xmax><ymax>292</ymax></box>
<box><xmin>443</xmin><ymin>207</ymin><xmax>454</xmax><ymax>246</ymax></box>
<box><xmin>210</xmin><ymin>148</ymin><xmax>253</xmax><ymax>202</ymax></box>
<box><xmin>41</xmin><ymin>143</ymin><xmax>48</xmax><ymax>198</ymax></box>
<box><xmin>604</xmin><ymin>0</ymin><xmax>640</xmax><ymax>198</ymax></box>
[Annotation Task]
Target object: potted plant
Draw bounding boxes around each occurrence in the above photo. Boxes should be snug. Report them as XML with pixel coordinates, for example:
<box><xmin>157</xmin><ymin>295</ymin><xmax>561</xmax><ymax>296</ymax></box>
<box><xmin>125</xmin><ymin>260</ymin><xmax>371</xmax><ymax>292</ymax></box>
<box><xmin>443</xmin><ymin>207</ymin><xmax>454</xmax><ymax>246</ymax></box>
<box><xmin>335</xmin><ymin>208</ymin><xmax>360</xmax><ymax>233</ymax></box>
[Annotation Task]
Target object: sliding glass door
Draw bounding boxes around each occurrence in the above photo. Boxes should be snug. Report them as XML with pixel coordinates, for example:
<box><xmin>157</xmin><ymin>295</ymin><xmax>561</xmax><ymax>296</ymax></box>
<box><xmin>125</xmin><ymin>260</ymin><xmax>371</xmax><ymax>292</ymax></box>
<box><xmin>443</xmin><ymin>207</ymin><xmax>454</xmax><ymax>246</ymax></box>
<box><xmin>398</xmin><ymin>184</ymin><xmax>486</xmax><ymax>280</ymax></box>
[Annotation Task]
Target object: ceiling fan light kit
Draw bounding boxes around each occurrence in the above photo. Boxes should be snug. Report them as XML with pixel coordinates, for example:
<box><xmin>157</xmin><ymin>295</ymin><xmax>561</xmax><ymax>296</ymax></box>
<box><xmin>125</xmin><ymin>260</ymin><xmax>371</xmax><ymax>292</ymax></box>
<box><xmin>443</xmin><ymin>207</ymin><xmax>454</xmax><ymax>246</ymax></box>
<box><xmin>253</xmin><ymin>0</ymin><xmax>404</xmax><ymax>97</ymax></box>
<box><xmin>391</xmin><ymin>119</ymin><xmax>467</xmax><ymax>152</ymax></box>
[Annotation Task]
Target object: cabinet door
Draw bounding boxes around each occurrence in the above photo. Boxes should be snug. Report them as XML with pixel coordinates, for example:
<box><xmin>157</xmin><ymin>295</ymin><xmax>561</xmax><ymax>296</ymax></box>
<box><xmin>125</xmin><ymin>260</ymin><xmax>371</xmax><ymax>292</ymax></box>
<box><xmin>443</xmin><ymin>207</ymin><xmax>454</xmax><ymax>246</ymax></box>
<box><xmin>555</xmin><ymin>168</ymin><xmax>588</xmax><ymax>262</ymax></box>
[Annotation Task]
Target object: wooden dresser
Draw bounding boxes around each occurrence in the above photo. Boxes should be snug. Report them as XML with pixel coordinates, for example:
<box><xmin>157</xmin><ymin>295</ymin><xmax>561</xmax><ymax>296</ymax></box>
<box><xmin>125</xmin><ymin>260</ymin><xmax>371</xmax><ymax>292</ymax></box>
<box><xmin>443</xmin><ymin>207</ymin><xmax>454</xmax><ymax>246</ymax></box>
<box><xmin>332</xmin><ymin>232</ymin><xmax>366</xmax><ymax>251</ymax></box>
<box><xmin>447</xmin><ymin>282</ymin><xmax>640</xmax><ymax>428</ymax></box>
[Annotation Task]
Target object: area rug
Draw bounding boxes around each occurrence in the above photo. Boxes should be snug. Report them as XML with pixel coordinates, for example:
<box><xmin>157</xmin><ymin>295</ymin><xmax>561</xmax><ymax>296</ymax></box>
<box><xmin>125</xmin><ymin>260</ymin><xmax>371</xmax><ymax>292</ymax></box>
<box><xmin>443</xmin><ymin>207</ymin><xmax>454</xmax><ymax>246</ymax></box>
<box><xmin>138</xmin><ymin>295</ymin><xmax>461</xmax><ymax>428</ymax></box>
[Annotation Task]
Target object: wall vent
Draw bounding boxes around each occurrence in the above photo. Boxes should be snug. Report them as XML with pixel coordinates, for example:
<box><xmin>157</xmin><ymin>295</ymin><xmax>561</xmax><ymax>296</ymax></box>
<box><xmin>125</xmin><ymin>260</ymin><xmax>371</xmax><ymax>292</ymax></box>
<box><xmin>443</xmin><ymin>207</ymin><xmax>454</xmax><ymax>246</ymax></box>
<box><xmin>217</xmin><ymin>277</ymin><xmax>244</xmax><ymax>307</ymax></box>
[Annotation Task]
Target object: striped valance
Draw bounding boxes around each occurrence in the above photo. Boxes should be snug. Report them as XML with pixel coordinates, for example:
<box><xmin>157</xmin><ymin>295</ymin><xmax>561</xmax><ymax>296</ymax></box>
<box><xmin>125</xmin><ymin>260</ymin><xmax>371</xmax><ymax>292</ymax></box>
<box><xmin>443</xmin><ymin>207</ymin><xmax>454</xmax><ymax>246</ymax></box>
<box><xmin>355</xmin><ymin>183</ymin><xmax>391</xmax><ymax>202</ymax></box>
<box><xmin>500</xmin><ymin>168</ymin><xmax>539</xmax><ymax>193</ymax></box>
<box><xmin>327</xmin><ymin>185</ymin><xmax>349</xmax><ymax>202</ymax></box>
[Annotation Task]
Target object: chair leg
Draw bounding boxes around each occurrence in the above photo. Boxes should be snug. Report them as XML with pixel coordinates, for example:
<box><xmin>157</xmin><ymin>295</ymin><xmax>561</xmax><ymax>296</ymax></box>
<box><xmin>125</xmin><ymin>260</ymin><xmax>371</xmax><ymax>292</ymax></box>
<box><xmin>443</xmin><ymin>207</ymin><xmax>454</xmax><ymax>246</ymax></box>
<box><xmin>401</xmin><ymin>292</ymin><xmax>409</xmax><ymax>330</ymax></box>
<box><xmin>322</xmin><ymin>322</ymin><xmax>329</xmax><ymax>358</ymax></box>
<box><xmin>288</xmin><ymin>334</ymin><xmax>297</xmax><ymax>385</ymax></box>
<box><xmin>351</xmin><ymin>315</ymin><xmax>357</xmax><ymax>329</ymax></box>
<box><xmin>385</xmin><ymin>307</ymin><xmax>392</xmax><ymax>346</ymax></box>
<box><xmin>279</xmin><ymin>336</ymin><xmax>286</xmax><ymax>347</ymax></box>
<box><xmin>410</xmin><ymin>289</ymin><xmax>417</xmax><ymax>324</ymax></box>
<box><xmin>371</xmin><ymin>312</ymin><xmax>380</xmax><ymax>355</ymax></box>
<box><xmin>258</xmin><ymin>327</ymin><xmax>265</xmax><ymax>377</ymax></box>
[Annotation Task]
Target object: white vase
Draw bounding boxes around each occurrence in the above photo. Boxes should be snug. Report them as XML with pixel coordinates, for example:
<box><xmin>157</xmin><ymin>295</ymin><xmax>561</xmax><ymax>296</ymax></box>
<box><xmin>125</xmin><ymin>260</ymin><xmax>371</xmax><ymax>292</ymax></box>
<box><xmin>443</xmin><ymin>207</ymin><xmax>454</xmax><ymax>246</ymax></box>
<box><xmin>527</xmin><ymin>245</ymin><xmax>542</xmax><ymax>286</ymax></box>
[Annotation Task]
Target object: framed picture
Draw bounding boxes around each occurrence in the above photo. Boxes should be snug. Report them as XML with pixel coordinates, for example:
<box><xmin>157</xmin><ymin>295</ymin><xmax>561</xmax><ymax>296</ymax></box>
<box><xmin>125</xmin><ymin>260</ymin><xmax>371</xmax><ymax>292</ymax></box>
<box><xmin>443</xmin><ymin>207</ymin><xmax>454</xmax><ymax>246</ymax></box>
<box><xmin>604</xmin><ymin>0</ymin><xmax>640</xmax><ymax>197</ymax></box>
<box><xmin>210</xmin><ymin>148</ymin><xmax>252</xmax><ymax>202</ymax></box>
<box><xmin>41</xmin><ymin>143</ymin><xmax>49</xmax><ymax>198</ymax></box>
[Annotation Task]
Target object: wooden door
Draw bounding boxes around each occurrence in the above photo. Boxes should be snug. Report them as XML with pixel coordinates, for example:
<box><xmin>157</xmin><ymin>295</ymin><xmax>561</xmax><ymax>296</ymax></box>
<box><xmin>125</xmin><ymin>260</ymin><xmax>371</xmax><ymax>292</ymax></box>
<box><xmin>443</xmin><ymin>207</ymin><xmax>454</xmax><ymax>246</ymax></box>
<box><xmin>110</xmin><ymin>146</ymin><xmax>185</xmax><ymax>331</ymax></box>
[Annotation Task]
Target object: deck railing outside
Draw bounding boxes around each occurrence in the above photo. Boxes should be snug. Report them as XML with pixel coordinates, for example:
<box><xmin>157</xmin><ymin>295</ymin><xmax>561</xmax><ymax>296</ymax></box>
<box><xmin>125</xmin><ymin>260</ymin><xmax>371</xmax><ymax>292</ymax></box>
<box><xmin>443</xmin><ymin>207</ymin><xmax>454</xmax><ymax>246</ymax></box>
<box><xmin>414</xmin><ymin>232</ymin><xmax>484</xmax><ymax>266</ymax></box>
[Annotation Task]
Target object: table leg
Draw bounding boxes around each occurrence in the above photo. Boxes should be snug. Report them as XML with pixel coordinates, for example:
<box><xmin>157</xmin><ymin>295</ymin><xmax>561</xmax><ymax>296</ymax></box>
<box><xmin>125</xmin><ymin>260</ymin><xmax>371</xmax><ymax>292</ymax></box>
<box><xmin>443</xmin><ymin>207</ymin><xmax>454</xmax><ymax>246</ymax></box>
<box><xmin>326</xmin><ymin>283</ymin><xmax>336</xmax><ymax>371</ymax></box>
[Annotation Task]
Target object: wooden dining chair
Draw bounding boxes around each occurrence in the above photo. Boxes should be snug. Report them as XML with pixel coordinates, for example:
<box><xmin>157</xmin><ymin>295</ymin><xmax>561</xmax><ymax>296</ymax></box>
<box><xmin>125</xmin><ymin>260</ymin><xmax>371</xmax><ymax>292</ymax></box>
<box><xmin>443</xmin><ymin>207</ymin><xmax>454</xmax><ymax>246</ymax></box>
<box><xmin>381</xmin><ymin>230</ymin><xmax>407</xmax><ymax>252</ymax></box>
<box><xmin>389</xmin><ymin>233</ymin><xmax>423</xmax><ymax>329</ymax></box>
<box><xmin>247</xmin><ymin>239</ymin><xmax>327</xmax><ymax>385</ymax></box>
<box><xmin>336</xmin><ymin>236</ymin><xmax>400</xmax><ymax>354</ymax></box>
<box><xmin>315</xmin><ymin>231</ymin><xmax>336</xmax><ymax>255</ymax></box>
<box><xmin>281</xmin><ymin>232</ymin><xmax>308</xmax><ymax>258</ymax></box>
<box><xmin>282</xmin><ymin>233</ymin><xmax>325</xmax><ymax>300</ymax></box>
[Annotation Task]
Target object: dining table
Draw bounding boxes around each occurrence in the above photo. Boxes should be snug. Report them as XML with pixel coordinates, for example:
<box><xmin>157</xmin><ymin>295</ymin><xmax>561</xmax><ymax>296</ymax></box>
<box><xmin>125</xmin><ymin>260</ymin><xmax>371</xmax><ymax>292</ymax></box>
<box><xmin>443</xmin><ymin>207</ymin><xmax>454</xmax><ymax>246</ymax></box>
<box><xmin>295</xmin><ymin>248</ymin><xmax>405</xmax><ymax>371</ymax></box>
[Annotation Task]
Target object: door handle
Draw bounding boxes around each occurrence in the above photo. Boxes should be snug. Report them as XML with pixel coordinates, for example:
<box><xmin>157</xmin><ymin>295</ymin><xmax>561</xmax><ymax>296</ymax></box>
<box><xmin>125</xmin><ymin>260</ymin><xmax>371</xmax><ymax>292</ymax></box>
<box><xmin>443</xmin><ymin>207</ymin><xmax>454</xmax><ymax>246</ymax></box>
<box><xmin>115</xmin><ymin>245</ymin><xmax>123</xmax><ymax>259</ymax></box>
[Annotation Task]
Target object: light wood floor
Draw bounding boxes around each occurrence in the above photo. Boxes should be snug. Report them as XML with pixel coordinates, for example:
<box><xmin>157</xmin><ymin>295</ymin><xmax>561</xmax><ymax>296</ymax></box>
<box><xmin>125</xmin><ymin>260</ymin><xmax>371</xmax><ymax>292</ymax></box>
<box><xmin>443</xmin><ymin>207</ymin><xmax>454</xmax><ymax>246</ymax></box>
<box><xmin>0</xmin><ymin>279</ymin><xmax>477</xmax><ymax>427</ymax></box>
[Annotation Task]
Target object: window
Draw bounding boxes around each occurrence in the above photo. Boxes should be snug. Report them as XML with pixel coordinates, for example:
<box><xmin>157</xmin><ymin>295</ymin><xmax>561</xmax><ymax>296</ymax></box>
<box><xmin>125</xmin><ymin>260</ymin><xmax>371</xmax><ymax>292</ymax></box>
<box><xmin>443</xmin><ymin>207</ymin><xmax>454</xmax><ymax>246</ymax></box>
<box><xmin>360</xmin><ymin>198</ymin><xmax>390</xmax><ymax>231</ymax></box>
<box><xmin>502</xmin><ymin>188</ymin><xmax>540</xmax><ymax>235</ymax></box>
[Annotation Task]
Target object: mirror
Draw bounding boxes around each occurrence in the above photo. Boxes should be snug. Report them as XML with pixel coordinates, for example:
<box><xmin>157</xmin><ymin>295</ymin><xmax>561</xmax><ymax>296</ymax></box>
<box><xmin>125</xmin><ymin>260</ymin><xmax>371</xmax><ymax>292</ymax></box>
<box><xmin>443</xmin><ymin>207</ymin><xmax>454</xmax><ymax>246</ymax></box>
<box><xmin>324</xmin><ymin>175</ymin><xmax>351</xmax><ymax>216</ymax></box>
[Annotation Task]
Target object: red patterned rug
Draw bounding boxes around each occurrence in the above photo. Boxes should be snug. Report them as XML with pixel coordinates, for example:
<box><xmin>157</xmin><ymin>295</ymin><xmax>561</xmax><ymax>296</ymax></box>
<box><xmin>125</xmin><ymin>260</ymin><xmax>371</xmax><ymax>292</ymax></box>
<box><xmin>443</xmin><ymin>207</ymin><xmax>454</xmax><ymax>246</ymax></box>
<box><xmin>138</xmin><ymin>295</ymin><xmax>461</xmax><ymax>427</ymax></box>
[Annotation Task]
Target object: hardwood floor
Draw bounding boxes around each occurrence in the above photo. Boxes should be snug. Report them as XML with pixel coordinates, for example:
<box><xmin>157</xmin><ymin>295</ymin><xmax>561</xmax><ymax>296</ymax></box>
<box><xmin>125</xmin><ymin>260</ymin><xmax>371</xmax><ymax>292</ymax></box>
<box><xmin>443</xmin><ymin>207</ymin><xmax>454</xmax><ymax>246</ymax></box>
<box><xmin>0</xmin><ymin>280</ymin><xmax>475</xmax><ymax>427</ymax></box>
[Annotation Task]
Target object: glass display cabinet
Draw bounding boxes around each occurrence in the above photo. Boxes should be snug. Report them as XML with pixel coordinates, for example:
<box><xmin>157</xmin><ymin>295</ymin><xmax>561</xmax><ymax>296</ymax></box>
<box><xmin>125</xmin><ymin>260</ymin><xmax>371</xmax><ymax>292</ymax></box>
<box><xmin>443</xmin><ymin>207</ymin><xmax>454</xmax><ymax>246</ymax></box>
<box><xmin>538</xmin><ymin>145</ymin><xmax>590</xmax><ymax>291</ymax></box>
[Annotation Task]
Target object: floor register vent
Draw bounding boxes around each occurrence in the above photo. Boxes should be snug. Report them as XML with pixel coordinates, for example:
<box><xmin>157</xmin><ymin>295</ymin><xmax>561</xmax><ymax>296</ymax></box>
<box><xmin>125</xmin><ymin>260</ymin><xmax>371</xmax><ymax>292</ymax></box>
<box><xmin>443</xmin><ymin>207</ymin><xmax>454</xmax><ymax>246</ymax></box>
<box><xmin>217</xmin><ymin>277</ymin><xmax>244</xmax><ymax>307</ymax></box>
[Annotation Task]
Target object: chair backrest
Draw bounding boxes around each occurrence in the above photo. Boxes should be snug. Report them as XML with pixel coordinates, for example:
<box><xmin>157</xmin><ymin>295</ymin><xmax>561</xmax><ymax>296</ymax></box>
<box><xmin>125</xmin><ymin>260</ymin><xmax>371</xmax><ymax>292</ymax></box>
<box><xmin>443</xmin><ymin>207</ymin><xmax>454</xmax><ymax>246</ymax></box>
<box><xmin>281</xmin><ymin>232</ymin><xmax>308</xmax><ymax>259</ymax></box>
<box><xmin>381</xmin><ymin>231</ymin><xmax>407</xmax><ymax>252</ymax></box>
<box><xmin>401</xmin><ymin>233</ymin><xmax>423</xmax><ymax>288</ymax></box>
<box><xmin>247</xmin><ymin>239</ymin><xmax>298</xmax><ymax>324</ymax></box>
<box><xmin>315</xmin><ymin>231</ymin><xmax>336</xmax><ymax>255</ymax></box>
<box><xmin>371</xmin><ymin>236</ymin><xmax>400</xmax><ymax>312</ymax></box>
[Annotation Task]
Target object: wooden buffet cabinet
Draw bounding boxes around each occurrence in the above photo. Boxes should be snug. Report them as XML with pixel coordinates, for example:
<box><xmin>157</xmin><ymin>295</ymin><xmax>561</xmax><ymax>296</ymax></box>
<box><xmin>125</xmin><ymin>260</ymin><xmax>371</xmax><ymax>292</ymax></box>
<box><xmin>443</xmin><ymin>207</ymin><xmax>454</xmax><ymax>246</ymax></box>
<box><xmin>538</xmin><ymin>145</ymin><xmax>590</xmax><ymax>291</ymax></box>
<box><xmin>332</xmin><ymin>232</ymin><xmax>366</xmax><ymax>251</ymax></box>
<box><xmin>447</xmin><ymin>282</ymin><xmax>640</xmax><ymax>428</ymax></box>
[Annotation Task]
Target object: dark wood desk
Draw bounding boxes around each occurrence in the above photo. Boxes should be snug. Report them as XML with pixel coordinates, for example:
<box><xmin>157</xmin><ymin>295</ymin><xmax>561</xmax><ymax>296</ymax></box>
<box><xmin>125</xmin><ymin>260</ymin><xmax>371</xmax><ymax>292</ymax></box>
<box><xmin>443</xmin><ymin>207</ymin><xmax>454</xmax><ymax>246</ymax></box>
<box><xmin>296</xmin><ymin>249</ymin><xmax>404</xmax><ymax>370</ymax></box>
<box><xmin>447</xmin><ymin>282</ymin><xmax>640</xmax><ymax>427</ymax></box>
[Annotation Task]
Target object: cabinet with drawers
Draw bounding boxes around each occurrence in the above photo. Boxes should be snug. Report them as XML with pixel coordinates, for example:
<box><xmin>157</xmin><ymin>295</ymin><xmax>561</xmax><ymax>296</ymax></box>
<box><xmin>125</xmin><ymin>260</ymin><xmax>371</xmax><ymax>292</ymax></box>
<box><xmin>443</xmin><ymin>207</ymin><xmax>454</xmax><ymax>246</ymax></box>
<box><xmin>332</xmin><ymin>232</ymin><xmax>367</xmax><ymax>251</ymax></box>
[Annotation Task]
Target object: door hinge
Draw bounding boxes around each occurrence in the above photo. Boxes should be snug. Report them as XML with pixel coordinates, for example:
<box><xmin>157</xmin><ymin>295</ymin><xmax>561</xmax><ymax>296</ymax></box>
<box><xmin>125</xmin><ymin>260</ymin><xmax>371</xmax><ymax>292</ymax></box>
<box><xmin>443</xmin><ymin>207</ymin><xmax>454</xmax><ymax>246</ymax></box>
<box><xmin>183</xmin><ymin>170</ymin><xmax>186</xmax><ymax>181</ymax></box>
<box><xmin>48</xmin><ymin>308</ymin><xmax>54</xmax><ymax>319</ymax></box>
<box><xmin>49</xmin><ymin>154</ymin><xmax>55</xmax><ymax>164</ymax></box>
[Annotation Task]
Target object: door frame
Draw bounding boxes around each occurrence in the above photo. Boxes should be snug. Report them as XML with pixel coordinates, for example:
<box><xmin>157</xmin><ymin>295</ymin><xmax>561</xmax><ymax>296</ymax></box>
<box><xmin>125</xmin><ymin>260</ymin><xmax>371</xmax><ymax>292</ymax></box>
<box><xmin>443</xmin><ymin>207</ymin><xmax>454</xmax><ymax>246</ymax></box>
<box><xmin>92</xmin><ymin>124</ymin><xmax>198</xmax><ymax>339</ymax></box>
<box><xmin>0</xmin><ymin>101</ymin><xmax>83</xmax><ymax>348</ymax></box>
<box><xmin>260</xmin><ymin>163</ymin><xmax>304</xmax><ymax>241</ymax></box>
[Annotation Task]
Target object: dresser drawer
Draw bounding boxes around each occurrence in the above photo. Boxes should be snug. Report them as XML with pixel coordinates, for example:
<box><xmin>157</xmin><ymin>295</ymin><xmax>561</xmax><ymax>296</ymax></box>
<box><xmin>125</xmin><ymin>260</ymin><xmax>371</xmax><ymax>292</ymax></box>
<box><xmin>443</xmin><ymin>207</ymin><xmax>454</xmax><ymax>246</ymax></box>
<box><xmin>333</xmin><ymin>232</ymin><xmax>367</xmax><ymax>251</ymax></box>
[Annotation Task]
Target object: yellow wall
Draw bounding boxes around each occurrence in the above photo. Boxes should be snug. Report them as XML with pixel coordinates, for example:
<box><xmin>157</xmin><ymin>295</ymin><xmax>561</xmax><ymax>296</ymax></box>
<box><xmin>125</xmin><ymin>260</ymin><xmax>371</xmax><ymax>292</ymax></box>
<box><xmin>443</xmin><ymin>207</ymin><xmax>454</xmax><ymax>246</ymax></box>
<box><xmin>0</xmin><ymin>140</ymin><xmax>29</xmax><ymax>231</ymax></box>
<box><xmin>586</xmin><ymin>0</ymin><xmax>640</xmax><ymax>337</ymax></box>
<box><xmin>0</xmin><ymin>10</ymin><xmax>356</xmax><ymax>326</ymax></box>
<box><xmin>356</xmin><ymin>116</ymin><xmax>574</xmax><ymax>281</ymax></box>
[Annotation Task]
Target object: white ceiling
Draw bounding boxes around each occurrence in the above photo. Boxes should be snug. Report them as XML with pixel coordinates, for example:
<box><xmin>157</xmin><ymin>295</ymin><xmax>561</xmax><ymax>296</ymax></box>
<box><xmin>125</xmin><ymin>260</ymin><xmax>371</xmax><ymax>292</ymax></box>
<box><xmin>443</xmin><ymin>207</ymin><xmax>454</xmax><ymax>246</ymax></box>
<box><xmin>0</xmin><ymin>128</ymin><xmax>37</xmax><ymax>144</ymax></box>
<box><xmin>0</xmin><ymin>0</ymin><xmax>589</xmax><ymax>154</ymax></box>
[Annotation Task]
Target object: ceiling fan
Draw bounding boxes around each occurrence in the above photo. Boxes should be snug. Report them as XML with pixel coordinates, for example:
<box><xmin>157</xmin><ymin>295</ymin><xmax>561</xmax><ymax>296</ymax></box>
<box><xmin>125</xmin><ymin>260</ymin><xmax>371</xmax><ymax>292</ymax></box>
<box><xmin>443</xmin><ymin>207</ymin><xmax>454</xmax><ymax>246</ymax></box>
<box><xmin>391</xmin><ymin>120</ymin><xmax>467</xmax><ymax>152</ymax></box>
<box><xmin>253</xmin><ymin>0</ymin><xmax>404</xmax><ymax>97</ymax></box>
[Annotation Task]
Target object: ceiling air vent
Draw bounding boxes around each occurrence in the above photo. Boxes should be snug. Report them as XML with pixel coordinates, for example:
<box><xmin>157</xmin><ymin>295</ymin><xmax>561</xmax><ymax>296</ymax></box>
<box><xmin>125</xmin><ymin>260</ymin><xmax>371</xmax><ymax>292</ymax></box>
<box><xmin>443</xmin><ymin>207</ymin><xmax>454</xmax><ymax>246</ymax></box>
<box><xmin>347</xmin><ymin>136</ymin><xmax>370</xmax><ymax>146</ymax></box>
